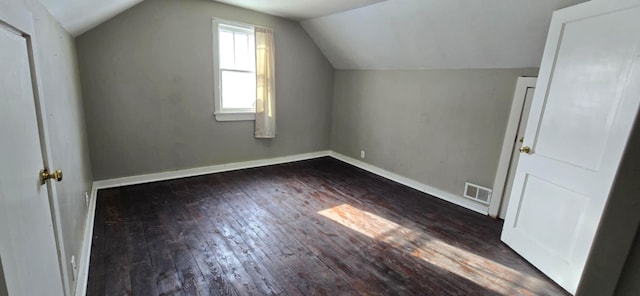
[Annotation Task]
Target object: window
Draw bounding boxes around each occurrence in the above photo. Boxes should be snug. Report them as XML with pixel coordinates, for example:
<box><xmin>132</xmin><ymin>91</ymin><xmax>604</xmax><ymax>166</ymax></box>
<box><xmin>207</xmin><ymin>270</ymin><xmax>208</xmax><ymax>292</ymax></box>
<box><xmin>213</xmin><ymin>20</ymin><xmax>257</xmax><ymax>121</ymax></box>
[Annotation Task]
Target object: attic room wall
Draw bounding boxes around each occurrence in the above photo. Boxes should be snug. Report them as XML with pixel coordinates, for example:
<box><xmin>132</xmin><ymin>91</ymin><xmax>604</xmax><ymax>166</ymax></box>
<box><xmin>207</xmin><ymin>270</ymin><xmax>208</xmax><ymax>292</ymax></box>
<box><xmin>330</xmin><ymin>69</ymin><xmax>538</xmax><ymax>210</ymax></box>
<box><xmin>3</xmin><ymin>0</ymin><xmax>94</xmax><ymax>293</ymax></box>
<box><xmin>614</xmin><ymin>227</ymin><xmax>640</xmax><ymax>295</ymax></box>
<box><xmin>75</xmin><ymin>0</ymin><xmax>334</xmax><ymax>180</ymax></box>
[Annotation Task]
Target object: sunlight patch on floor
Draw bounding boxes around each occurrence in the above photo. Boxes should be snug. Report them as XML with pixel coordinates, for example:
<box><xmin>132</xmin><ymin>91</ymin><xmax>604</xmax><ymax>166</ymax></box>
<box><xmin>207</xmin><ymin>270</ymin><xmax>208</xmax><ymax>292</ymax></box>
<box><xmin>318</xmin><ymin>203</ymin><xmax>551</xmax><ymax>295</ymax></box>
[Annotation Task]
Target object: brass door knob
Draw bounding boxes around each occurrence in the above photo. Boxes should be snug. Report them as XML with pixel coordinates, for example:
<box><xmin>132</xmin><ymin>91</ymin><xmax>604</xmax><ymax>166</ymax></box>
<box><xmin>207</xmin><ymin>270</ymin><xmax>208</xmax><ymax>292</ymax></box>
<box><xmin>520</xmin><ymin>146</ymin><xmax>531</xmax><ymax>154</ymax></box>
<box><xmin>40</xmin><ymin>168</ymin><xmax>63</xmax><ymax>185</ymax></box>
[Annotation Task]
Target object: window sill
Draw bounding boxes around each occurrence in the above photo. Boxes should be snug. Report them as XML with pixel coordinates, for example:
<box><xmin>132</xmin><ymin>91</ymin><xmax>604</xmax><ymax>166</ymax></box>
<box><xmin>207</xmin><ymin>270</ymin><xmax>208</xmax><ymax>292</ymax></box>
<box><xmin>214</xmin><ymin>112</ymin><xmax>256</xmax><ymax>122</ymax></box>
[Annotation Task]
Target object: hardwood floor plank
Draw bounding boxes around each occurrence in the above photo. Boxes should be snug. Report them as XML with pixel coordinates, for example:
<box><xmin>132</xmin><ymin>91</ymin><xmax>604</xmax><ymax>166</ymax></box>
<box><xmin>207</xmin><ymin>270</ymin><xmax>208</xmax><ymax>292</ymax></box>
<box><xmin>222</xmin><ymin>171</ymin><xmax>410</xmax><ymax>296</ymax></box>
<box><xmin>185</xmin><ymin>195</ymin><xmax>267</xmax><ymax>296</ymax></box>
<box><xmin>154</xmin><ymin>196</ymin><xmax>220</xmax><ymax>296</ymax></box>
<box><xmin>127</xmin><ymin>221</ymin><xmax>159</xmax><ymax>296</ymax></box>
<box><xmin>213</xmin><ymin>189</ymin><xmax>348</xmax><ymax>296</ymax></box>
<box><xmin>143</xmin><ymin>224</ymin><xmax>184</xmax><ymax>295</ymax></box>
<box><xmin>88</xmin><ymin>157</ymin><xmax>569</xmax><ymax>296</ymax></box>
<box><xmin>292</xmin><ymin>163</ymin><xmax>544</xmax><ymax>294</ymax></box>
<box><xmin>302</xmin><ymin>160</ymin><xmax>563</xmax><ymax>295</ymax></box>
<box><xmin>103</xmin><ymin>222</ymin><xmax>132</xmax><ymax>296</ymax></box>
<box><xmin>191</xmin><ymin>196</ymin><xmax>290</xmax><ymax>295</ymax></box>
<box><xmin>231</xmin><ymin>167</ymin><xmax>489</xmax><ymax>295</ymax></box>
<box><xmin>215</xmin><ymin>175</ymin><xmax>357</xmax><ymax>295</ymax></box>
<box><xmin>223</xmin><ymin>198</ymin><xmax>345</xmax><ymax>295</ymax></box>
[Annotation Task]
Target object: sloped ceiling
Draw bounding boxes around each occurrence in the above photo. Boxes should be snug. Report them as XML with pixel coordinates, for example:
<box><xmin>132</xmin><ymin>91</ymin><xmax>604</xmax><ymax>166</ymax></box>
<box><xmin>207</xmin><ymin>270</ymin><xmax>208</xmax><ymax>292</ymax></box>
<box><xmin>213</xmin><ymin>0</ymin><xmax>387</xmax><ymax>20</ymax></box>
<box><xmin>38</xmin><ymin>0</ymin><xmax>386</xmax><ymax>37</ymax></box>
<box><xmin>38</xmin><ymin>0</ymin><xmax>589</xmax><ymax>69</ymax></box>
<box><xmin>39</xmin><ymin>0</ymin><xmax>142</xmax><ymax>36</ymax></box>
<box><xmin>301</xmin><ymin>0</ymin><xmax>589</xmax><ymax>70</ymax></box>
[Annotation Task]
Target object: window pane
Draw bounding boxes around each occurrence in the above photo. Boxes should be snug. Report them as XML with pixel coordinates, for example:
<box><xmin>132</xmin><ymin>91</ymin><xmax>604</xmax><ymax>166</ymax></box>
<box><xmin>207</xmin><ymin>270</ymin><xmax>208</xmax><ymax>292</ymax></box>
<box><xmin>219</xmin><ymin>30</ymin><xmax>234</xmax><ymax>69</ymax></box>
<box><xmin>221</xmin><ymin>70</ymin><xmax>256</xmax><ymax>110</ymax></box>
<box><xmin>234</xmin><ymin>32</ymin><xmax>254</xmax><ymax>71</ymax></box>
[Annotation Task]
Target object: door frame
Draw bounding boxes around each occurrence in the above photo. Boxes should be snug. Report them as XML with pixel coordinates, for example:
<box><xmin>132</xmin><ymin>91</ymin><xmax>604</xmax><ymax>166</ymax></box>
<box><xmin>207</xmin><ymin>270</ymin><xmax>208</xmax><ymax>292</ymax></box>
<box><xmin>0</xmin><ymin>4</ymin><xmax>70</xmax><ymax>295</ymax></box>
<box><xmin>488</xmin><ymin>77</ymin><xmax>537</xmax><ymax>218</ymax></box>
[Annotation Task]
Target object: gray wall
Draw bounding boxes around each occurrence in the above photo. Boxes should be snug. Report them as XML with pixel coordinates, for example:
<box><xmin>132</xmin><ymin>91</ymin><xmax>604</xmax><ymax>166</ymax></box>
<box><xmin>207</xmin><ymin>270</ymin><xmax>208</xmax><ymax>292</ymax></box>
<box><xmin>76</xmin><ymin>0</ymin><xmax>334</xmax><ymax>180</ymax></box>
<box><xmin>330</xmin><ymin>69</ymin><xmax>538</xmax><ymax>202</ymax></box>
<box><xmin>615</xmin><ymin>227</ymin><xmax>640</xmax><ymax>295</ymax></box>
<box><xmin>7</xmin><ymin>0</ymin><xmax>94</xmax><ymax>293</ymax></box>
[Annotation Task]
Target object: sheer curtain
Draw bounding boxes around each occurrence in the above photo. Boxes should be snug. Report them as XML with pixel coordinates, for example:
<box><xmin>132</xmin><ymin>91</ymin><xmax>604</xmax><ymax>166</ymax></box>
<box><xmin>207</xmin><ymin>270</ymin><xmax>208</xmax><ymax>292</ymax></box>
<box><xmin>254</xmin><ymin>27</ymin><xmax>276</xmax><ymax>138</ymax></box>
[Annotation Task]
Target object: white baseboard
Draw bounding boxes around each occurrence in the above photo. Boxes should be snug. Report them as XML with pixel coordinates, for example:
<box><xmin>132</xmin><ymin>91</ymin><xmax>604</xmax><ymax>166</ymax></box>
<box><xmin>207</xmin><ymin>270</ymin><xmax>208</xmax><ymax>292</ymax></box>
<box><xmin>93</xmin><ymin>151</ymin><xmax>331</xmax><ymax>189</ymax></box>
<box><xmin>328</xmin><ymin>151</ymin><xmax>489</xmax><ymax>215</ymax></box>
<box><xmin>74</xmin><ymin>149</ymin><xmax>487</xmax><ymax>295</ymax></box>
<box><xmin>74</xmin><ymin>183</ymin><xmax>97</xmax><ymax>296</ymax></box>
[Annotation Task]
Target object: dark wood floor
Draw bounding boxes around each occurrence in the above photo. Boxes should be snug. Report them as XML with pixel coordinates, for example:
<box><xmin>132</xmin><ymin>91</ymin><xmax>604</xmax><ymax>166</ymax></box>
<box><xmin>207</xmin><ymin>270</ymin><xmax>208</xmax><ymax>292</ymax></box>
<box><xmin>87</xmin><ymin>157</ymin><xmax>568</xmax><ymax>296</ymax></box>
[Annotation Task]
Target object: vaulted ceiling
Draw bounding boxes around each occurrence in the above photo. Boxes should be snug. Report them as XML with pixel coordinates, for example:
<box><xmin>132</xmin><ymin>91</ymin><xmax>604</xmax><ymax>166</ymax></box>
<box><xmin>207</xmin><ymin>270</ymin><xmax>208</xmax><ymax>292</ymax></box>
<box><xmin>301</xmin><ymin>0</ymin><xmax>589</xmax><ymax>70</ymax></box>
<box><xmin>213</xmin><ymin>0</ymin><xmax>387</xmax><ymax>20</ymax></box>
<box><xmin>37</xmin><ymin>0</ymin><xmax>386</xmax><ymax>36</ymax></box>
<box><xmin>38</xmin><ymin>0</ymin><xmax>589</xmax><ymax>69</ymax></box>
<box><xmin>38</xmin><ymin>0</ymin><xmax>143</xmax><ymax>36</ymax></box>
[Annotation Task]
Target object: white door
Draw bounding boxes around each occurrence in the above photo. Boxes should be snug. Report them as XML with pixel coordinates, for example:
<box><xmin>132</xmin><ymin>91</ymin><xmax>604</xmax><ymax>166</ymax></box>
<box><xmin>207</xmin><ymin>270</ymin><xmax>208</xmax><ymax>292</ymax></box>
<box><xmin>501</xmin><ymin>1</ymin><xmax>640</xmax><ymax>294</ymax></box>
<box><xmin>0</xmin><ymin>23</ymin><xmax>65</xmax><ymax>295</ymax></box>
<box><xmin>498</xmin><ymin>86</ymin><xmax>535</xmax><ymax>219</ymax></box>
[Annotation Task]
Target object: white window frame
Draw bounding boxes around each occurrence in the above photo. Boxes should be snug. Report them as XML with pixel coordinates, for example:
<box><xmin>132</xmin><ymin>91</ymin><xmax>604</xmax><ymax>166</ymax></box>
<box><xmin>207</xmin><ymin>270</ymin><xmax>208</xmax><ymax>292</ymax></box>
<box><xmin>212</xmin><ymin>18</ymin><xmax>257</xmax><ymax>121</ymax></box>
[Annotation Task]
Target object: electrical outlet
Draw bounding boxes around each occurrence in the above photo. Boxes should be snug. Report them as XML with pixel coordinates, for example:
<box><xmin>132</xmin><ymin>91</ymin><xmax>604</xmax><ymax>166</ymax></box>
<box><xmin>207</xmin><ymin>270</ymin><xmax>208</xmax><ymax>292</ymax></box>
<box><xmin>70</xmin><ymin>255</ymin><xmax>77</xmax><ymax>281</ymax></box>
<box><xmin>360</xmin><ymin>150</ymin><xmax>366</xmax><ymax>159</ymax></box>
<box><xmin>84</xmin><ymin>192</ymin><xmax>89</xmax><ymax>208</ymax></box>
